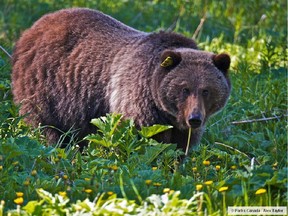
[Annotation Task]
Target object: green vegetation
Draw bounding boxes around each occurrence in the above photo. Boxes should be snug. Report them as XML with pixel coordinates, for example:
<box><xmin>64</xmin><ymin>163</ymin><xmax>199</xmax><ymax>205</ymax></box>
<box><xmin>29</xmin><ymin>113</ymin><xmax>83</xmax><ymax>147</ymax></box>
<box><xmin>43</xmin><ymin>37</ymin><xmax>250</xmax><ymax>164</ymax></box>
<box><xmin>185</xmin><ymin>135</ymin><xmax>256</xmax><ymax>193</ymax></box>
<box><xmin>0</xmin><ymin>0</ymin><xmax>287</xmax><ymax>215</ymax></box>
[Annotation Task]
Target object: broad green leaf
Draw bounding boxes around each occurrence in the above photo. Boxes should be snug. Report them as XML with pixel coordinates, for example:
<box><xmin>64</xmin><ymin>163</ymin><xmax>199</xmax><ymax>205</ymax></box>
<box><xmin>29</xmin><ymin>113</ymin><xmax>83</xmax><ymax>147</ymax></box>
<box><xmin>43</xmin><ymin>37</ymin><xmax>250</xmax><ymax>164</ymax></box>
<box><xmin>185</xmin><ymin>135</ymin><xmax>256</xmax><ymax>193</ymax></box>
<box><xmin>23</xmin><ymin>200</ymin><xmax>44</xmax><ymax>214</ymax></box>
<box><xmin>138</xmin><ymin>143</ymin><xmax>173</xmax><ymax>165</ymax></box>
<box><xmin>139</xmin><ymin>125</ymin><xmax>173</xmax><ymax>138</ymax></box>
<box><xmin>85</xmin><ymin>134</ymin><xmax>112</xmax><ymax>147</ymax></box>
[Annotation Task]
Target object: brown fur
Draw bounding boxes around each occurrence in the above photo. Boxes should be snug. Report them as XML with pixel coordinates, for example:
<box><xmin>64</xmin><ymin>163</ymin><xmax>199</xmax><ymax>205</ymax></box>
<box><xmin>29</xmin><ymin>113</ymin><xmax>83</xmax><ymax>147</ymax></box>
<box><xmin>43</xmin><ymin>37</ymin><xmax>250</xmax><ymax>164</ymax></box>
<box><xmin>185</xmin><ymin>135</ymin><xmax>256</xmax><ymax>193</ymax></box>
<box><xmin>12</xmin><ymin>8</ymin><xmax>231</xmax><ymax>151</ymax></box>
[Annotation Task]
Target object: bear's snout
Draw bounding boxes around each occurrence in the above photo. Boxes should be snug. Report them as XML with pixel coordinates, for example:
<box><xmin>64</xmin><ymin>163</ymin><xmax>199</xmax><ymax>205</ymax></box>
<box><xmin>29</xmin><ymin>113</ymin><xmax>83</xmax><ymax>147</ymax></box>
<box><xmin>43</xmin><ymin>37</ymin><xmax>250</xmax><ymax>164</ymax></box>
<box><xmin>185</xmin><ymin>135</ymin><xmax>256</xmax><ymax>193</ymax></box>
<box><xmin>188</xmin><ymin>113</ymin><xmax>203</xmax><ymax>128</ymax></box>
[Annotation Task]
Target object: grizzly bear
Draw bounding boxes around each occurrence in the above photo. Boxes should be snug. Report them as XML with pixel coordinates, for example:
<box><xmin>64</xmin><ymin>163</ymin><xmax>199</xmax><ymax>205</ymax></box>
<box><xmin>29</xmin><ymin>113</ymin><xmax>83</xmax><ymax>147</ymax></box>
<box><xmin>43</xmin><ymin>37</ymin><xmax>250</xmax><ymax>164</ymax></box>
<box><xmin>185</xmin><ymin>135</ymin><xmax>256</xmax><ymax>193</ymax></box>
<box><xmin>12</xmin><ymin>8</ymin><xmax>231</xmax><ymax>151</ymax></box>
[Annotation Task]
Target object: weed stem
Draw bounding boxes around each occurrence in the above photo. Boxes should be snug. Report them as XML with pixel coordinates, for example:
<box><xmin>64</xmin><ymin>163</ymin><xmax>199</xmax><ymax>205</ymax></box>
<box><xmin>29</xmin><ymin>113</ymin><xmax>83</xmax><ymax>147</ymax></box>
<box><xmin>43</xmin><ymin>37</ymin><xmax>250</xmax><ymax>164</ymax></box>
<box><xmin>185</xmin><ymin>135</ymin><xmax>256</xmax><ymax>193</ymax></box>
<box><xmin>0</xmin><ymin>45</ymin><xmax>12</xmax><ymax>58</ymax></box>
<box><xmin>231</xmin><ymin>114</ymin><xmax>287</xmax><ymax>125</ymax></box>
<box><xmin>185</xmin><ymin>128</ymin><xmax>192</xmax><ymax>156</ymax></box>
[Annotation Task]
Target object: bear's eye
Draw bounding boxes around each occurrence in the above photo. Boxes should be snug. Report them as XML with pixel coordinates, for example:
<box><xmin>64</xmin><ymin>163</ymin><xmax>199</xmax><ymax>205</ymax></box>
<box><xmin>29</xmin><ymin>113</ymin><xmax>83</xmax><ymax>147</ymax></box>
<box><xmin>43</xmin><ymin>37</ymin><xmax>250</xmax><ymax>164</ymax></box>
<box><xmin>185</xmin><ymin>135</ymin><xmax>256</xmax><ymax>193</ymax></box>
<box><xmin>202</xmin><ymin>89</ymin><xmax>209</xmax><ymax>96</ymax></box>
<box><xmin>182</xmin><ymin>88</ymin><xmax>190</xmax><ymax>97</ymax></box>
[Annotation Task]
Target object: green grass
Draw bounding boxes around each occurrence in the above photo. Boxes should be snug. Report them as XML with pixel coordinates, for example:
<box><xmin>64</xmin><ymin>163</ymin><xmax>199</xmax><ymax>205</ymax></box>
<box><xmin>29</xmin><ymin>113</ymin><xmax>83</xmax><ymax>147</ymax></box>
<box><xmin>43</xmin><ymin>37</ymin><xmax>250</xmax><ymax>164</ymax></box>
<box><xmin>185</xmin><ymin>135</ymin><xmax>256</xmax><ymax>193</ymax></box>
<box><xmin>0</xmin><ymin>0</ymin><xmax>287</xmax><ymax>215</ymax></box>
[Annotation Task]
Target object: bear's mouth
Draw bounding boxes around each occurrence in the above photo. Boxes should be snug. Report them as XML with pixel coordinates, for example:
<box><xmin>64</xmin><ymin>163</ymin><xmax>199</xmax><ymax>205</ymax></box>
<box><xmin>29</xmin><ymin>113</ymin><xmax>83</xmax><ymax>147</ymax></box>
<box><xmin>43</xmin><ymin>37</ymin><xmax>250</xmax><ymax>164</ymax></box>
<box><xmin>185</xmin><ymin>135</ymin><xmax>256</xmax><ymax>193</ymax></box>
<box><xmin>188</xmin><ymin>113</ymin><xmax>203</xmax><ymax>129</ymax></box>
<box><xmin>189</xmin><ymin>119</ymin><xmax>202</xmax><ymax>129</ymax></box>
<box><xmin>176</xmin><ymin>118</ymin><xmax>192</xmax><ymax>130</ymax></box>
<box><xmin>176</xmin><ymin>115</ymin><xmax>205</xmax><ymax>131</ymax></box>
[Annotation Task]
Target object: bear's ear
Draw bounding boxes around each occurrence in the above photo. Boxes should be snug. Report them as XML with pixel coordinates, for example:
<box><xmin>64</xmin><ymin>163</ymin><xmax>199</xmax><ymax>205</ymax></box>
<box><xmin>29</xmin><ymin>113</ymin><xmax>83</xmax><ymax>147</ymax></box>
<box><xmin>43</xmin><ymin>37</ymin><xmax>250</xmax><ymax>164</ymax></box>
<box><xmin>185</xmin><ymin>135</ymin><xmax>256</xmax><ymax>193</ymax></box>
<box><xmin>160</xmin><ymin>50</ymin><xmax>182</xmax><ymax>69</ymax></box>
<box><xmin>213</xmin><ymin>53</ymin><xmax>230</xmax><ymax>75</ymax></box>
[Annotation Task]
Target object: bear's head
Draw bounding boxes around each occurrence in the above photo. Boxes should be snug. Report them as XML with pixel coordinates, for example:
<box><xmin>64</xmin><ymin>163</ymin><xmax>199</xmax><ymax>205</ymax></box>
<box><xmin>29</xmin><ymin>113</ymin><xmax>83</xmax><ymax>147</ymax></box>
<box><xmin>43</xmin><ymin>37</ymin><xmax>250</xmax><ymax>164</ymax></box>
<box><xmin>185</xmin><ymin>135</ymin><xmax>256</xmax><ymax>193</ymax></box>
<box><xmin>152</xmin><ymin>48</ymin><xmax>231</xmax><ymax>130</ymax></box>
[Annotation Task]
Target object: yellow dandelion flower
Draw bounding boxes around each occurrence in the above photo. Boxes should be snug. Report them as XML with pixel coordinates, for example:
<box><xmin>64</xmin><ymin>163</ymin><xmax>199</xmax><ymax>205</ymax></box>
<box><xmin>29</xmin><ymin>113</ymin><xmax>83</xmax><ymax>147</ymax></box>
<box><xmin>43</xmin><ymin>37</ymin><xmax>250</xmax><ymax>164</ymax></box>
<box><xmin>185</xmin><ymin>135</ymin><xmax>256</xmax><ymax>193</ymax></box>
<box><xmin>255</xmin><ymin>188</ymin><xmax>266</xmax><ymax>195</ymax></box>
<box><xmin>23</xmin><ymin>180</ymin><xmax>30</xmax><ymax>186</ymax></box>
<box><xmin>31</xmin><ymin>170</ymin><xmax>37</xmax><ymax>176</ymax></box>
<box><xmin>196</xmin><ymin>184</ymin><xmax>203</xmax><ymax>191</ymax></box>
<box><xmin>55</xmin><ymin>175</ymin><xmax>60</xmax><ymax>180</ymax></box>
<box><xmin>204</xmin><ymin>180</ymin><xmax>213</xmax><ymax>185</ymax></box>
<box><xmin>153</xmin><ymin>182</ymin><xmax>162</xmax><ymax>187</ymax></box>
<box><xmin>203</xmin><ymin>160</ymin><xmax>211</xmax><ymax>166</ymax></box>
<box><xmin>145</xmin><ymin>180</ymin><xmax>152</xmax><ymax>185</ymax></box>
<box><xmin>0</xmin><ymin>165</ymin><xmax>3</xmax><ymax>171</ymax></box>
<box><xmin>16</xmin><ymin>192</ymin><xmax>24</xmax><ymax>197</ymax></box>
<box><xmin>231</xmin><ymin>165</ymin><xmax>237</xmax><ymax>170</ymax></box>
<box><xmin>110</xmin><ymin>165</ymin><xmax>118</xmax><ymax>171</ymax></box>
<box><xmin>163</xmin><ymin>188</ymin><xmax>170</xmax><ymax>193</ymax></box>
<box><xmin>84</xmin><ymin>178</ymin><xmax>91</xmax><ymax>181</ymax></box>
<box><xmin>84</xmin><ymin>189</ymin><xmax>93</xmax><ymax>194</ymax></box>
<box><xmin>192</xmin><ymin>167</ymin><xmax>197</xmax><ymax>172</ymax></box>
<box><xmin>58</xmin><ymin>191</ymin><xmax>67</xmax><ymax>197</ymax></box>
<box><xmin>107</xmin><ymin>191</ymin><xmax>114</xmax><ymax>196</ymax></box>
<box><xmin>169</xmin><ymin>190</ymin><xmax>175</xmax><ymax>195</ymax></box>
<box><xmin>12</xmin><ymin>161</ymin><xmax>19</xmax><ymax>166</ymax></box>
<box><xmin>215</xmin><ymin>165</ymin><xmax>221</xmax><ymax>171</ymax></box>
<box><xmin>219</xmin><ymin>186</ymin><xmax>229</xmax><ymax>192</ymax></box>
<box><xmin>62</xmin><ymin>175</ymin><xmax>68</xmax><ymax>180</ymax></box>
<box><xmin>14</xmin><ymin>197</ymin><xmax>24</xmax><ymax>205</ymax></box>
<box><xmin>152</xmin><ymin>167</ymin><xmax>158</xmax><ymax>171</ymax></box>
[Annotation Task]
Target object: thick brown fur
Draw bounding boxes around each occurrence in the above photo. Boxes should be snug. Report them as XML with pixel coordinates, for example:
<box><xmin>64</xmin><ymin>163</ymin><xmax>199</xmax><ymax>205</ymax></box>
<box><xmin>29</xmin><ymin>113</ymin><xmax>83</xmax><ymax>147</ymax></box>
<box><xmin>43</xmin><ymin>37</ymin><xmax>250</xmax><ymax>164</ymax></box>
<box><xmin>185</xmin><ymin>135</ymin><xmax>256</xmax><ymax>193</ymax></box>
<box><xmin>12</xmin><ymin>8</ymin><xmax>231</xmax><ymax>150</ymax></box>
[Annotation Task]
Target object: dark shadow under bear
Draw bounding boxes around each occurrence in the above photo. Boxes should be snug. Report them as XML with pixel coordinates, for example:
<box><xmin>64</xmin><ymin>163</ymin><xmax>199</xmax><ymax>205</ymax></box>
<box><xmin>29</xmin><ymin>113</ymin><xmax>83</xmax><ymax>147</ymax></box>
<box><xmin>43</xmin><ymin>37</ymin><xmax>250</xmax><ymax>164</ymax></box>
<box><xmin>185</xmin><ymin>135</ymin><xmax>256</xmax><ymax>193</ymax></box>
<box><xmin>12</xmin><ymin>8</ymin><xmax>231</xmax><ymax>151</ymax></box>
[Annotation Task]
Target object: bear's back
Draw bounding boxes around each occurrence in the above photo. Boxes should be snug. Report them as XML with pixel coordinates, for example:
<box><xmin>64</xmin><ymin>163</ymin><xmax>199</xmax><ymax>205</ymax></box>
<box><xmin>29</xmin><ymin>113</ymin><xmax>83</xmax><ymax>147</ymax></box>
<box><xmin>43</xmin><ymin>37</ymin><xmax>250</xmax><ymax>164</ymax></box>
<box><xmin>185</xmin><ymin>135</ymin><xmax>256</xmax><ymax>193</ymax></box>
<box><xmin>12</xmin><ymin>8</ymin><xmax>143</xmax><ymax>103</ymax></box>
<box><xmin>13</xmin><ymin>8</ymin><xmax>142</xmax><ymax>62</ymax></box>
<box><xmin>28</xmin><ymin>8</ymin><xmax>141</xmax><ymax>38</ymax></box>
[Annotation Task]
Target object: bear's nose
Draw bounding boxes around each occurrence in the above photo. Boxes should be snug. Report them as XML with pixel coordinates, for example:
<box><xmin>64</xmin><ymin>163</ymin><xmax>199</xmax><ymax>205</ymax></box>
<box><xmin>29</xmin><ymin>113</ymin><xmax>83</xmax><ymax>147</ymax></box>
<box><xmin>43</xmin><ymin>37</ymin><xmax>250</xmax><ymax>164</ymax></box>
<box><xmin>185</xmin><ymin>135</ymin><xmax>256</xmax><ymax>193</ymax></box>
<box><xmin>188</xmin><ymin>113</ymin><xmax>202</xmax><ymax>128</ymax></box>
